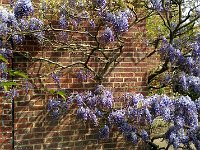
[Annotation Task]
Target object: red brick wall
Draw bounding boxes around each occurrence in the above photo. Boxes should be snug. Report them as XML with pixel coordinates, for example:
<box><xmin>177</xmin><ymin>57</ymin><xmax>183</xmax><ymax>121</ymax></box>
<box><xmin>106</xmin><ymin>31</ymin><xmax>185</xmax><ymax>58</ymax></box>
<box><xmin>0</xmin><ymin>96</ymin><xmax>12</xmax><ymax>150</ymax></box>
<box><xmin>0</xmin><ymin>1</ymin><xmax>160</xmax><ymax>149</ymax></box>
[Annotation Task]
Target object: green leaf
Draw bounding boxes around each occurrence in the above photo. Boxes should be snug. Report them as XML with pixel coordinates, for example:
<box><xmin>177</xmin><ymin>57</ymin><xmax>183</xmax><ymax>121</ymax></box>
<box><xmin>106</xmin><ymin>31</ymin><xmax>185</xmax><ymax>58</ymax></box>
<box><xmin>57</xmin><ymin>90</ymin><xmax>66</xmax><ymax>100</ymax></box>
<box><xmin>9</xmin><ymin>70</ymin><xmax>28</xmax><ymax>78</ymax></box>
<box><xmin>3</xmin><ymin>86</ymin><xmax>8</xmax><ymax>91</ymax></box>
<box><xmin>0</xmin><ymin>81</ymin><xmax>18</xmax><ymax>91</ymax></box>
<box><xmin>49</xmin><ymin>89</ymin><xmax>56</xmax><ymax>95</ymax></box>
<box><xmin>118</xmin><ymin>0</ymin><xmax>126</xmax><ymax>8</ymax></box>
<box><xmin>0</xmin><ymin>81</ymin><xmax>18</xmax><ymax>86</ymax></box>
<box><xmin>0</xmin><ymin>54</ymin><xmax>8</xmax><ymax>64</ymax></box>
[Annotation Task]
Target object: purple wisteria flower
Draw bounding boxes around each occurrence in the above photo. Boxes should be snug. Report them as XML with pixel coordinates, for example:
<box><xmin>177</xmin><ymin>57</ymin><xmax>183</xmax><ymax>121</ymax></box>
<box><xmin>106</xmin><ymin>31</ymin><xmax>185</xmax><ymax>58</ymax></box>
<box><xmin>170</xmin><ymin>132</ymin><xmax>180</xmax><ymax>150</ymax></box>
<box><xmin>159</xmin><ymin>37</ymin><xmax>200</xmax><ymax>99</ymax></box>
<box><xmin>159</xmin><ymin>37</ymin><xmax>199</xmax><ymax>75</ymax></box>
<box><xmin>101</xmin><ymin>27</ymin><xmax>114</xmax><ymax>43</ymax></box>
<box><xmin>94</xmin><ymin>84</ymin><xmax>105</xmax><ymax>95</ymax></box>
<box><xmin>159</xmin><ymin>37</ymin><xmax>169</xmax><ymax>60</ymax></box>
<box><xmin>174</xmin><ymin>96</ymin><xmax>198</xmax><ymax>127</ymax></box>
<box><xmin>77</xmin><ymin>69</ymin><xmax>93</xmax><ymax>82</ymax></box>
<box><xmin>126</xmin><ymin>132</ymin><xmax>138</xmax><ymax>144</ymax></box>
<box><xmin>0</xmin><ymin>23</ymin><xmax>9</xmax><ymax>37</ymax></box>
<box><xmin>23</xmin><ymin>80</ymin><xmax>32</xmax><ymax>94</ymax></box>
<box><xmin>151</xmin><ymin>0</ymin><xmax>163</xmax><ymax>11</ymax></box>
<box><xmin>29</xmin><ymin>17</ymin><xmax>44</xmax><ymax>42</ymax></box>
<box><xmin>165</xmin><ymin>126</ymin><xmax>180</xmax><ymax>150</ymax></box>
<box><xmin>75</xmin><ymin>94</ymin><xmax>83</xmax><ymax>106</ymax></box>
<box><xmin>100</xmin><ymin>10</ymin><xmax>131</xmax><ymax>34</ymax></box>
<box><xmin>18</xmin><ymin>18</ymin><xmax>29</xmax><ymax>30</ymax></box>
<box><xmin>119</xmin><ymin>122</ymin><xmax>135</xmax><ymax>135</ymax></box>
<box><xmin>108</xmin><ymin>109</ymin><xmax>126</xmax><ymax>125</ymax></box>
<box><xmin>13</xmin><ymin>33</ymin><xmax>23</xmax><ymax>43</ymax></box>
<box><xmin>193</xmin><ymin>44</ymin><xmax>200</xmax><ymax>62</ymax></box>
<box><xmin>178</xmin><ymin>73</ymin><xmax>188</xmax><ymax>92</ymax></box>
<box><xmin>77</xmin><ymin>106</ymin><xmax>98</xmax><ymax>125</ymax></box>
<box><xmin>99</xmin><ymin>125</ymin><xmax>109</xmax><ymax>139</ymax></box>
<box><xmin>64</xmin><ymin>95</ymin><xmax>74</xmax><ymax>110</ymax></box>
<box><xmin>148</xmin><ymin>95</ymin><xmax>161</xmax><ymax>117</ymax></box>
<box><xmin>14</xmin><ymin>0</ymin><xmax>34</xmax><ymax>18</ymax></box>
<box><xmin>195</xmin><ymin>97</ymin><xmax>200</xmax><ymax>112</ymax></box>
<box><xmin>89</xmin><ymin>111</ymin><xmax>98</xmax><ymax>125</ymax></box>
<box><xmin>187</xmin><ymin>76</ymin><xmax>200</xmax><ymax>94</ymax></box>
<box><xmin>104</xmin><ymin>12</ymin><xmax>115</xmax><ymax>23</ymax></box>
<box><xmin>141</xmin><ymin>130</ymin><xmax>149</xmax><ymax>141</ymax></box>
<box><xmin>0</xmin><ymin>48</ymin><xmax>13</xmax><ymax>58</ymax></box>
<box><xmin>97</xmin><ymin>90</ymin><xmax>113</xmax><ymax>109</ymax></box>
<box><xmin>95</xmin><ymin>0</ymin><xmax>107</xmax><ymax>9</ymax></box>
<box><xmin>47</xmin><ymin>97</ymin><xmax>71</xmax><ymax>118</ymax></box>
<box><xmin>68</xmin><ymin>0</ymin><xmax>77</xmax><ymax>8</ymax></box>
<box><xmin>89</xmin><ymin>19</ymin><xmax>95</xmax><ymax>28</ymax></box>
<box><xmin>51</xmin><ymin>72</ymin><xmax>60</xmax><ymax>88</ymax></box>
<box><xmin>7</xmin><ymin>13</ymin><xmax>18</xmax><ymax>27</ymax></box>
<box><xmin>0</xmin><ymin>62</ymin><xmax>7</xmax><ymax>73</ymax></box>
<box><xmin>174</xmin><ymin>74</ymin><xmax>200</xmax><ymax>98</ymax></box>
<box><xmin>72</xmin><ymin>20</ymin><xmax>78</xmax><ymax>28</ymax></box>
<box><xmin>83</xmin><ymin>91</ymin><xmax>97</xmax><ymax>108</ymax></box>
<box><xmin>144</xmin><ymin>108</ymin><xmax>153</xmax><ymax>123</ymax></box>
<box><xmin>94</xmin><ymin>108</ymin><xmax>103</xmax><ymax>117</ymax></box>
<box><xmin>184</xmin><ymin>57</ymin><xmax>194</xmax><ymax>73</ymax></box>
<box><xmin>59</xmin><ymin>15</ymin><xmax>68</xmax><ymax>28</ymax></box>
<box><xmin>47</xmin><ymin>98</ymin><xmax>61</xmax><ymax>111</ymax></box>
<box><xmin>0</xmin><ymin>9</ymin><xmax>9</xmax><ymax>22</ymax></box>
<box><xmin>29</xmin><ymin>17</ymin><xmax>43</xmax><ymax>30</ymax></box>
<box><xmin>5</xmin><ymin>88</ymin><xmax>19</xmax><ymax>99</ymax></box>
<box><xmin>128</xmin><ymin>93</ymin><xmax>144</xmax><ymax>106</ymax></box>
<box><xmin>77</xmin><ymin>106</ymin><xmax>89</xmax><ymax>120</ymax></box>
<box><xmin>113</xmin><ymin>11</ymin><xmax>129</xmax><ymax>34</ymax></box>
<box><xmin>173</xmin><ymin>116</ymin><xmax>185</xmax><ymax>129</ymax></box>
<box><xmin>187</xmin><ymin>126</ymin><xmax>200</xmax><ymax>149</ymax></box>
<box><xmin>46</xmin><ymin>83</ymin><xmax>199</xmax><ymax>148</ymax></box>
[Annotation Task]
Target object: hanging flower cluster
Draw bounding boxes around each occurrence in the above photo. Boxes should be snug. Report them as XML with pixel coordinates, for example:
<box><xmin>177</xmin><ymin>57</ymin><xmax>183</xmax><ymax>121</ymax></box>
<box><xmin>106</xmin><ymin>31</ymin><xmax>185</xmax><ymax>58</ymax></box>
<box><xmin>47</xmin><ymin>83</ymin><xmax>200</xmax><ymax>149</ymax></box>
<box><xmin>159</xmin><ymin>37</ymin><xmax>200</xmax><ymax>99</ymax></box>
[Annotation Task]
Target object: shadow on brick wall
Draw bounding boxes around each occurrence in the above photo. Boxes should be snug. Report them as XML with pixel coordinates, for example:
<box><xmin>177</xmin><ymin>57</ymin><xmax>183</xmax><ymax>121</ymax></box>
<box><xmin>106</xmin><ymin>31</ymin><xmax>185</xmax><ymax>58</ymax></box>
<box><xmin>2</xmin><ymin>20</ymin><xmax>151</xmax><ymax>149</ymax></box>
<box><xmin>14</xmin><ymin>91</ymin><xmax>150</xmax><ymax>150</ymax></box>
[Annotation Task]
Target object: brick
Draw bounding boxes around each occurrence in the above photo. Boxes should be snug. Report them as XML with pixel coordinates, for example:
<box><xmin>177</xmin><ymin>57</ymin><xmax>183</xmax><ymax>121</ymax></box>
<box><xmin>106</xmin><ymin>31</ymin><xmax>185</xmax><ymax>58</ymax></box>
<box><xmin>45</xmin><ymin>137</ymin><xmax>63</xmax><ymax>143</ymax></box>
<box><xmin>3</xmin><ymin>144</ymin><xmax>12</xmax><ymax>149</ymax></box>
<box><xmin>16</xmin><ymin>123</ymin><xmax>33</xmax><ymax>128</ymax></box>
<box><xmin>109</xmin><ymin>78</ymin><xmax>123</xmax><ymax>82</ymax></box>
<box><xmin>15</xmin><ymin>146</ymin><xmax>33</xmax><ymax>150</ymax></box>
<box><xmin>29</xmin><ymin>139</ymin><xmax>44</xmax><ymax>144</ymax></box>
<box><xmin>60</xmin><ymin>142</ymin><xmax>74</xmax><ymax>147</ymax></box>
<box><xmin>30</xmin><ymin>127</ymin><xmax>45</xmax><ymax>133</ymax></box>
<box><xmin>17</xmin><ymin>101</ymin><xmax>30</xmax><ymax>106</ymax></box>
<box><xmin>1</xmin><ymin>0</ymin><xmax>9</xmax><ymax>4</ymax></box>
<box><xmin>34</xmin><ymin>145</ymin><xmax>42</xmax><ymax>149</ymax></box>
<box><xmin>16</xmin><ymin>140</ymin><xmax>29</xmax><ymax>145</ymax></box>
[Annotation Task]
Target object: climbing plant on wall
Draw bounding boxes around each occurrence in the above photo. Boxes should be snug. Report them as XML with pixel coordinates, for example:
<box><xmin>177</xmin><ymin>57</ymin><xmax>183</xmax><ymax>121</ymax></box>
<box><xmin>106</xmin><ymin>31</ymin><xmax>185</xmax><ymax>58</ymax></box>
<box><xmin>0</xmin><ymin>0</ymin><xmax>200</xmax><ymax>149</ymax></box>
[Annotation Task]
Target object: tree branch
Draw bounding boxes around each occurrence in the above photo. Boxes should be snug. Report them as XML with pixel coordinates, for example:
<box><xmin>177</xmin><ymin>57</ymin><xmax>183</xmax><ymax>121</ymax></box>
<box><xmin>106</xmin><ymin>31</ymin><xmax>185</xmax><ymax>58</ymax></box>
<box><xmin>148</xmin><ymin>61</ymin><xmax>169</xmax><ymax>84</ymax></box>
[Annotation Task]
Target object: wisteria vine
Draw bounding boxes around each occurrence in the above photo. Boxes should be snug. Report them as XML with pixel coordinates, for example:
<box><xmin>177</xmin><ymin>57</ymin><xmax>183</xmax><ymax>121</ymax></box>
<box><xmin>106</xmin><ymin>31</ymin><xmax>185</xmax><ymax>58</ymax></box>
<box><xmin>47</xmin><ymin>83</ymin><xmax>200</xmax><ymax>149</ymax></box>
<box><xmin>0</xmin><ymin>0</ymin><xmax>200</xmax><ymax>150</ymax></box>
